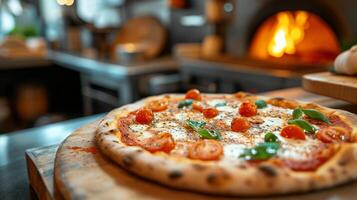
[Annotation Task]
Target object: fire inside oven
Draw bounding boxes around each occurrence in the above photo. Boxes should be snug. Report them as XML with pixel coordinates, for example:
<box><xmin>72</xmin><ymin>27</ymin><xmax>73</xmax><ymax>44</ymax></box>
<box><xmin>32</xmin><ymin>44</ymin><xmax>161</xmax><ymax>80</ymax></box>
<box><xmin>249</xmin><ymin>11</ymin><xmax>341</xmax><ymax>64</ymax></box>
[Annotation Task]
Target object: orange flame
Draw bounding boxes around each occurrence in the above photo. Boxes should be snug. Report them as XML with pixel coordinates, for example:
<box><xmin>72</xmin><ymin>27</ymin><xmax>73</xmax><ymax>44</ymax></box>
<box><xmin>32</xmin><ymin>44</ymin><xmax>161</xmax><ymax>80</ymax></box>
<box><xmin>268</xmin><ymin>11</ymin><xmax>309</xmax><ymax>57</ymax></box>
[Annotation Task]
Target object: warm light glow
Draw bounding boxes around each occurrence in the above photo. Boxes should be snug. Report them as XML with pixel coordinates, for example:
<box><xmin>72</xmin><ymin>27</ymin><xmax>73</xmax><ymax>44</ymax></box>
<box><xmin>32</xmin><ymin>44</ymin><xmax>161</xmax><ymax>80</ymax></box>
<box><xmin>57</xmin><ymin>0</ymin><xmax>74</xmax><ymax>6</ymax></box>
<box><xmin>249</xmin><ymin>11</ymin><xmax>341</xmax><ymax>64</ymax></box>
<box><xmin>56</xmin><ymin>0</ymin><xmax>66</xmax><ymax>5</ymax></box>
<box><xmin>119</xmin><ymin>43</ymin><xmax>140</xmax><ymax>53</ymax></box>
<box><xmin>66</xmin><ymin>0</ymin><xmax>74</xmax><ymax>6</ymax></box>
<box><xmin>268</xmin><ymin>11</ymin><xmax>308</xmax><ymax>58</ymax></box>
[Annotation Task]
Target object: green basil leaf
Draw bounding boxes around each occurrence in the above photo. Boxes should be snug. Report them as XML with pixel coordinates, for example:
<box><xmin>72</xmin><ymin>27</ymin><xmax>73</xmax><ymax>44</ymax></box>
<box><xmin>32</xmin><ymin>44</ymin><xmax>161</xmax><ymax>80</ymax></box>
<box><xmin>240</xmin><ymin>142</ymin><xmax>279</xmax><ymax>160</ymax></box>
<box><xmin>255</xmin><ymin>99</ymin><xmax>267</xmax><ymax>109</ymax></box>
<box><xmin>178</xmin><ymin>99</ymin><xmax>193</xmax><ymax>108</ymax></box>
<box><xmin>288</xmin><ymin>119</ymin><xmax>317</xmax><ymax>133</ymax></box>
<box><xmin>186</xmin><ymin>120</ymin><xmax>221</xmax><ymax>140</ymax></box>
<box><xmin>186</xmin><ymin>120</ymin><xmax>206</xmax><ymax>130</ymax></box>
<box><xmin>215</xmin><ymin>102</ymin><xmax>227</xmax><ymax>107</ymax></box>
<box><xmin>264</xmin><ymin>132</ymin><xmax>278</xmax><ymax>142</ymax></box>
<box><xmin>302</xmin><ymin>109</ymin><xmax>331</xmax><ymax>125</ymax></box>
<box><xmin>197</xmin><ymin>129</ymin><xmax>222</xmax><ymax>140</ymax></box>
<box><xmin>292</xmin><ymin>107</ymin><xmax>303</xmax><ymax>119</ymax></box>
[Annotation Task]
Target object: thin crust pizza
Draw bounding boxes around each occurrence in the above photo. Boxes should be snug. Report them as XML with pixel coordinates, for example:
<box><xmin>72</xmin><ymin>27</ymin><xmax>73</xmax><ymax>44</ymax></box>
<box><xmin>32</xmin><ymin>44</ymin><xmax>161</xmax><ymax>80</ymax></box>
<box><xmin>96</xmin><ymin>90</ymin><xmax>357</xmax><ymax>196</ymax></box>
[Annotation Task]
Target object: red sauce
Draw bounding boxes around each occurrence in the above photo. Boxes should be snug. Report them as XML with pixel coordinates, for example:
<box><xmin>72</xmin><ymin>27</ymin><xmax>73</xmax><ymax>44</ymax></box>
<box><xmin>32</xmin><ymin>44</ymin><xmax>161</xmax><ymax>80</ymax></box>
<box><xmin>67</xmin><ymin>146</ymin><xmax>97</xmax><ymax>154</ymax></box>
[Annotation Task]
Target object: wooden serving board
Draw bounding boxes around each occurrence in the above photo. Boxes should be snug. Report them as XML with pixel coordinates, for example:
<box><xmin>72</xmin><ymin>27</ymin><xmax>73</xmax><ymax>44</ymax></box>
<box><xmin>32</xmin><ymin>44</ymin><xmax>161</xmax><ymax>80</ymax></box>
<box><xmin>303</xmin><ymin>72</ymin><xmax>357</xmax><ymax>104</ymax></box>
<box><xmin>52</xmin><ymin>121</ymin><xmax>357</xmax><ymax>200</ymax></box>
<box><xmin>26</xmin><ymin>145</ymin><xmax>62</xmax><ymax>200</ymax></box>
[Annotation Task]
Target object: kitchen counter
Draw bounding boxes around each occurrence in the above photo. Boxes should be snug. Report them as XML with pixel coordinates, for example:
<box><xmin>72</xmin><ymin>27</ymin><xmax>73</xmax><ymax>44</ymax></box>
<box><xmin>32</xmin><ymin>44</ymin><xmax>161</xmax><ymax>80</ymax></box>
<box><xmin>1</xmin><ymin>51</ymin><xmax>178</xmax><ymax>114</ymax></box>
<box><xmin>0</xmin><ymin>114</ymin><xmax>104</xmax><ymax>200</ymax></box>
<box><xmin>179</xmin><ymin>56</ymin><xmax>329</xmax><ymax>79</ymax></box>
<box><xmin>49</xmin><ymin>51</ymin><xmax>177</xmax><ymax>78</ymax></box>
<box><xmin>0</xmin><ymin>50</ymin><xmax>177</xmax><ymax>77</ymax></box>
<box><xmin>178</xmin><ymin>56</ymin><xmax>329</xmax><ymax>93</ymax></box>
<box><xmin>0</xmin><ymin>56</ymin><xmax>51</xmax><ymax>70</ymax></box>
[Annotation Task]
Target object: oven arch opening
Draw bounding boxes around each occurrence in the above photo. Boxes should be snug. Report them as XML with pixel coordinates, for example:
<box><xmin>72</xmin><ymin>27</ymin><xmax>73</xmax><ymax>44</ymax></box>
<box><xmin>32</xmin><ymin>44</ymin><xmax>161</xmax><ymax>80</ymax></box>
<box><xmin>249</xmin><ymin>10</ymin><xmax>340</xmax><ymax>64</ymax></box>
<box><xmin>246</xmin><ymin>0</ymin><xmax>346</xmax><ymax>65</ymax></box>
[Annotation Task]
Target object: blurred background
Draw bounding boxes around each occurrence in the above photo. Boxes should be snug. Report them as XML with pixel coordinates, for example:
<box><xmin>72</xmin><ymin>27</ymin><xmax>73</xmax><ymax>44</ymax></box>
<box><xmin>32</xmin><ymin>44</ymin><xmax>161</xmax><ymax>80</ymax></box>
<box><xmin>0</xmin><ymin>0</ymin><xmax>356</xmax><ymax>133</ymax></box>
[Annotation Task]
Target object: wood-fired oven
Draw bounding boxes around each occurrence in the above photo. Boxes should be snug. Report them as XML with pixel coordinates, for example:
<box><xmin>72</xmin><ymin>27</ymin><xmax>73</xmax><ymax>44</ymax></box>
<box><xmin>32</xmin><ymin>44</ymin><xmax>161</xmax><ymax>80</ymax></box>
<box><xmin>225</xmin><ymin>0</ymin><xmax>357</xmax><ymax>66</ymax></box>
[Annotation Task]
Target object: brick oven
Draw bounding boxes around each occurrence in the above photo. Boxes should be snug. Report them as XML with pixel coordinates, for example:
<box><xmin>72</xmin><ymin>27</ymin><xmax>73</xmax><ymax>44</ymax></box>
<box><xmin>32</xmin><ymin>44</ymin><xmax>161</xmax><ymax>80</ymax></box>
<box><xmin>225</xmin><ymin>0</ymin><xmax>357</xmax><ymax>64</ymax></box>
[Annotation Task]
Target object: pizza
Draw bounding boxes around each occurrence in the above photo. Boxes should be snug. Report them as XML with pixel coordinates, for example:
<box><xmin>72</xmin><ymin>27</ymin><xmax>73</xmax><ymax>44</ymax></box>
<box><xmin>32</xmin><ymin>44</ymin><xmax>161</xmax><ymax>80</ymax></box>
<box><xmin>96</xmin><ymin>89</ymin><xmax>357</xmax><ymax>196</ymax></box>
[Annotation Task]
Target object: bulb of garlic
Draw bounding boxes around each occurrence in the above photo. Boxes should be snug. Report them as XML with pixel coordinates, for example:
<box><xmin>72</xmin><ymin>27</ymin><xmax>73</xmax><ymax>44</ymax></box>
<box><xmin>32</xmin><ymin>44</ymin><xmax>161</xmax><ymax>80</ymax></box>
<box><xmin>334</xmin><ymin>45</ymin><xmax>357</xmax><ymax>75</ymax></box>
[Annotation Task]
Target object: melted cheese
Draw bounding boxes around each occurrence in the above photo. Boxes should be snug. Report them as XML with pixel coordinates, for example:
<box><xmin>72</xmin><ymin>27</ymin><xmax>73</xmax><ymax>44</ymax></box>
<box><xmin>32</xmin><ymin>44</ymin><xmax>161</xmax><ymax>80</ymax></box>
<box><xmin>277</xmin><ymin>138</ymin><xmax>323</xmax><ymax>160</ymax></box>
<box><xmin>129</xmin><ymin>124</ymin><xmax>149</xmax><ymax>132</ymax></box>
<box><xmin>223</xmin><ymin>131</ymin><xmax>253</xmax><ymax>145</ymax></box>
<box><xmin>129</xmin><ymin>130</ymin><xmax>154</xmax><ymax>141</ymax></box>
<box><xmin>261</xmin><ymin>117</ymin><xmax>284</xmax><ymax>127</ymax></box>
<box><xmin>207</xmin><ymin>99</ymin><xmax>226</xmax><ymax>107</ymax></box>
<box><xmin>257</xmin><ymin>117</ymin><xmax>285</xmax><ymax>133</ymax></box>
<box><xmin>223</xmin><ymin>144</ymin><xmax>245</xmax><ymax>160</ymax></box>
<box><xmin>153</xmin><ymin>121</ymin><xmax>189</xmax><ymax>141</ymax></box>
<box><xmin>217</xmin><ymin>106</ymin><xmax>236</xmax><ymax>113</ymax></box>
<box><xmin>174</xmin><ymin>112</ymin><xmax>187</xmax><ymax>122</ymax></box>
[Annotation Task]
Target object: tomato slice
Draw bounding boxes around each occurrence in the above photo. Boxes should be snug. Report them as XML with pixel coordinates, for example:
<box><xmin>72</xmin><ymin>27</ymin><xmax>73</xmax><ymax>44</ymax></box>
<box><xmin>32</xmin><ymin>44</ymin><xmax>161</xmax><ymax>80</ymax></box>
<box><xmin>188</xmin><ymin>139</ymin><xmax>223</xmax><ymax>161</ymax></box>
<box><xmin>316</xmin><ymin>127</ymin><xmax>351</xmax><ymax>143</ymax></box>
<box><xmin>280</xmin><ymin>125</ymin><xmax>306</xmax><ymax>140</ymax></box>
<box><xmin>231</xmin><ymin>117</ymin><xmax>250</xmax><ymax>132</ymax></box>
<box><xmin>203</xmin><ymin>107</ymin><xmax>219</xmax><ymax>118</ymax></box>
<box><xmin>185</xmin><ymin>89</ymin><xmax>202</xmax><ymax>101</ymax></box>
<box><xmin>192</xmin><ymin>101</ymin><xmax>204</xmax><ymax>112</ymax></box>
<box><xmin>135</xmin><ymin>108</ymin><xmax>154</xmax><ymax>124</ymax></box>
<box><xmin>142</xmin><ymin>132</ymin><xmax>175</xmax><ymax>153</ymax></box>
<box><xmin>149</xmin><ymin>99</ymin><xmax>168</xmax><ymax>112</ymax></box>
<box><xmin>239</xmin><ymin>101</ymin><xmax>257</xmax><ymax>117</ymax></box>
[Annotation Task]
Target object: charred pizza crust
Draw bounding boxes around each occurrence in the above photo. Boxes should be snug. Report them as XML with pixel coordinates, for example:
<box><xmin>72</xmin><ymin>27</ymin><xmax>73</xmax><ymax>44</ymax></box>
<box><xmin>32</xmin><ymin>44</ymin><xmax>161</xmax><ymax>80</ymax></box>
<box><xmin>96</xmin><ymin>94</ymin><xmax>357</xmax><ymax>196</ymax></box>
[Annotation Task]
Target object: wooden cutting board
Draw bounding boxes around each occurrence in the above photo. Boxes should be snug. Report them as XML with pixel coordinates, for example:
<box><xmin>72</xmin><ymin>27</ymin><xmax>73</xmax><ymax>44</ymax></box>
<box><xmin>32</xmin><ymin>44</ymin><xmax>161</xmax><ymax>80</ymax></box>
<box><xmin>53</xmin><ymin>121</ymin><xmax>357</xmax><ymax>200</ymax></box>
<box><xmin>26</xmin><ymin>145</ymin><xmax>60</xmax><ymax>200</ymax></box>
<box><xmin>303</xmin><ymin>72</ymin><xmax>357</xmax><ymax>104</ymax></box>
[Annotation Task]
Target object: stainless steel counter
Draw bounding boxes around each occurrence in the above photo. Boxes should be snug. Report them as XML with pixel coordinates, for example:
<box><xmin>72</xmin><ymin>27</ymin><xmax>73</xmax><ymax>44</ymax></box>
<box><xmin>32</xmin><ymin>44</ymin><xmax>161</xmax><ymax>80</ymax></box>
<box><xmin>49</xmin><ymin>51</ymin><xmax>177</xmax><ymax>78</ymax></box>
<box><xmin>178</xmin><ymin>56</ymin><xmax>328</xmax><ymax>93</ymax></box>
<box><xmin>0</xmin><ymin>114</ymin><xmax>103</xmax><ymax>200</ymax></box>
